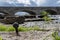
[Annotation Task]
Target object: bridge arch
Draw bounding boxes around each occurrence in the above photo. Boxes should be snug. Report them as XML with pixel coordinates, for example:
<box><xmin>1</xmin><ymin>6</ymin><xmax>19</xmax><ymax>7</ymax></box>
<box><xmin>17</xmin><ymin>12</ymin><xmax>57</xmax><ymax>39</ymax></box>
<box><xmin>43</xmin><ymin>9</ymin><xmax>58</xmax><ymax>15</ymax></box>
<box><xmin>0</xmin><ymin>11</ymin><xmax>9</xmax><ymax>15</ymax></box>
<box><xmin>22</xmin><ymin>10</ymin><xmax>36</xmax><ymax>15</ymax></box>
<box><xmin>0</xmin><ymin>11</ymin><xmax>9</xmax><ymax>19</ymax></box>
<box><xmin>14</xmin><ymin>10</ymin><xmax>36</xmax><ymax>16</ymax></box>
<box><xmin>15</xmin><ymin>11</ymin><xmax>31</xmax><ymax>16</ymax></box>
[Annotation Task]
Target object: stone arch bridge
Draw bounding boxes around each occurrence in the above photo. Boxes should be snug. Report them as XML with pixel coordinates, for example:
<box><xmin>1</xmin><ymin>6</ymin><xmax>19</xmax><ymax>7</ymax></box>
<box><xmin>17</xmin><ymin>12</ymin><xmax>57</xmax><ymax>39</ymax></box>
<box><xmin>0</xmin><ymin>7</ymin><xmax>60</xmax><ymax>16</ymax></box>
<box><xmin>0</xmin><ymin>7</ymin><xmax>60</xmax><ymax>24</ymax></box>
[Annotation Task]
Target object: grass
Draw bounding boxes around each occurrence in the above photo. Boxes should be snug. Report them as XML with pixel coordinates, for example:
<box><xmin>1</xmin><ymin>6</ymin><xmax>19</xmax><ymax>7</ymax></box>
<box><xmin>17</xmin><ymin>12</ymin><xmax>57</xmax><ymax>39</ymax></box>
<box><xmin>52</xmin><ymin>31</ymin><xmax>60</xmax><ymax>40</ymax></box>
<box><xmin>0</xmin><ymin>25</ymin><xmax>7</xmax><ymax>31</ymax></box>
<box><xmin>7</xmin><ymin>26</ymin><xmax>15</xmax><ymax>32</ymax></box>
<box><xmin>0</xmin><ymin>24</ymin><xmax>49</xmax><ymax>32</ymax></box>
<box><xmin>18</xmin><ymin>26</ymin><xmax>28</xmax><ymax>32</ymax></box>
<box><xmin>0</xmin><ymin>36</ymin><xmax>2</xmax><ymax>40</ymax></box>
<box><xmin>18</xmin><ymin>26</ymin><xmax>41</xmax><ymax>32</ymax></box>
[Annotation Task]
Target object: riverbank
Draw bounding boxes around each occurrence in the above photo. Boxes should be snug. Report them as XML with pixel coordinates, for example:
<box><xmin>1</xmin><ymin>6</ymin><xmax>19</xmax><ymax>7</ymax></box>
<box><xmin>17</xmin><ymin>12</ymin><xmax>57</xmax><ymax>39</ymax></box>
<box><xmin>0</xmin><ymin>30</ymin><xmax>54</xmax><ymax>40</ymax></box>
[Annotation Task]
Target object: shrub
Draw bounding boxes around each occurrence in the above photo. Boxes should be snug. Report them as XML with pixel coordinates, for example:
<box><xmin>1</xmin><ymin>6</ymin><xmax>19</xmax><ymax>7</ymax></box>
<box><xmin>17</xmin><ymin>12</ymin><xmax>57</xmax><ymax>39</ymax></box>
<box><xmin>40</xmin><ymin>11</ymin><xmax>51</xmax><ymax>23</ymax></box>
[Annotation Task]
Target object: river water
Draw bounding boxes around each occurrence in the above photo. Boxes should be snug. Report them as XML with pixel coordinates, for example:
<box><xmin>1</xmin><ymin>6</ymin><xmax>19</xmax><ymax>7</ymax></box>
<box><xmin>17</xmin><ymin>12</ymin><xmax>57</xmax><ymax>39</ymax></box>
<box><xmin>19</xmin><ymin>21</ymin><xmax>60</xmax><ymax>29</ymax></box>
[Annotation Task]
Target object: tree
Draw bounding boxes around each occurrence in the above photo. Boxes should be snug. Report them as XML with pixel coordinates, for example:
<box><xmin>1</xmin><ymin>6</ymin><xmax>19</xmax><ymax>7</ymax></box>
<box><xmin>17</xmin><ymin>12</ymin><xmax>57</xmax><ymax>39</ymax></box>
<box><xmin>40</xmin><ymin>11</ymin><xmax>52</xmax><ymax>29</ymax></box>
<box><xmin>41</xmin><ymin>11</ymin><xmax>51</xmax><ymax>23</ymax></box>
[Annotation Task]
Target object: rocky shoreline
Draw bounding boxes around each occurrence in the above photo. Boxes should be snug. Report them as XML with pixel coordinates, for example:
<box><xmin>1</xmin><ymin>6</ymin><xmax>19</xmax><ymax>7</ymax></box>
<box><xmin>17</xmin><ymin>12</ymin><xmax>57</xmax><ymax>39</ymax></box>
<box><xmin>0</xmin><ymin>30</ymin><xmax>54</xmax><ymax>40</ymax></box>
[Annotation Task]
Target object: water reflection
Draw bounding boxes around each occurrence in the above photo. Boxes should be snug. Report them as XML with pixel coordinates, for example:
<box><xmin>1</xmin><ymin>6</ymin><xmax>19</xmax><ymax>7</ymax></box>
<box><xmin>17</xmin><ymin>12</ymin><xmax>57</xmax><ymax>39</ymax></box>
<box><xmin>15</xmin><ymin>12</ymin><xmax>30</xmax><ymax>16</ymax></box>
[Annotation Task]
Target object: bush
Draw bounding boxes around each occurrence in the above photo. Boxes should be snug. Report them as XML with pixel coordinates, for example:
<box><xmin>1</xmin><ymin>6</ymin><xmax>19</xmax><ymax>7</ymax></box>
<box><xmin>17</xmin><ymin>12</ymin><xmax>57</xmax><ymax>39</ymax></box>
<box><xmin>40</xmin><ymin>11</ymin><xmax>49</xmax><ymax>16</ymax></box>
<box><xmin>40</xmin><ymin>11</ymin><xmax>51</xmax><ymax>23</ymax></box>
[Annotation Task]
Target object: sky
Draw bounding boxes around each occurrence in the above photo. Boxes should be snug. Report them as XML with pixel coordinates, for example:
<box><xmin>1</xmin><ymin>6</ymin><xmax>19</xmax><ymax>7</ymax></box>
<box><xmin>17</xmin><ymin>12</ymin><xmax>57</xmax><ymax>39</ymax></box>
<box><xmin>15</xmin><ymin>12</ymin><xmax>30</xmax><ymax>16</ymax></box>
<box><xmin>0</xmin><ymin>0</ymin><xmax>60</xmax><ymax>7</ymax></box>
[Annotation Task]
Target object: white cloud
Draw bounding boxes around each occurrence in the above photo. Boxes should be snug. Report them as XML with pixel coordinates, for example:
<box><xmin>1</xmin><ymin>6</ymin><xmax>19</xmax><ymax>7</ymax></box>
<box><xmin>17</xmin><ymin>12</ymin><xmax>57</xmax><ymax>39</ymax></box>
<box><xmin>0</xmin><ymin>0</ymin><xmax>60</xmax><ymax>6</ymax></box>
<box><xmin>15</xmin><ymin>0</ymin><xmax>47</xmax><ymax>6</ymax></box>
<box><xmin>56</xmin><ymin>0</ymin><xmax>60</xmax><ymax>4</ymax></box>
<box><xmin>56</xmin><ymin>0</ymin><xmax>60</xmax><ymax>6</ymax></box>
<box><xmin>17</xmin><ymin>0</ymin><xmax>31</xmax><ymax>4</ymax></box>
<box><xmin>35</xmin><ymin>0</ymin><xmax>47</xmax><ymax>6</ymax></box>
<box><xmin>6</xmin><ymin>0</ymin><xmax>14</xmax><ymax>4</ymax></box>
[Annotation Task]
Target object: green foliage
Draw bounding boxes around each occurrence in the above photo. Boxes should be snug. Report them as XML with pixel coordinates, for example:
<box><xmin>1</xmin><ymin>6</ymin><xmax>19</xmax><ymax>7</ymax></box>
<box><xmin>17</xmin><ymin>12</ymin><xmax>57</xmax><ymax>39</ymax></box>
<box><xmin>0</xmin><ymin>25</ymin><xmax>7</xmax><ymax>31</ymax></box>
<box><xmin>18</xmin><ymin>26</ymin><xmax>28</xmax><ymax>32</ymax></box>
<box><xmin>0</xmin><ymin>25</ymin><xmax>15</xmax><ymax>32</ymax></box>
<box><xmin>0</xmin><ymin>25</ymin><xmax>49</xmax><ymax>32</ymax></box>
<box><xmin>39</xmin><ymin>29</ymin><xmax>49</xmax><ymax>31</ymax></box>
<box><xmin>0</xmin><ymin>36</ymin><xmax>2</xmax><ymax>40</ymax></box>
<box><xmin>7</xmin><ymin>26</ymin><xmax>15</xmax><ymax>32</ymax></box>
<box><xmin>18</xmin><ymin>26</ymin><xmax>40</xmax><ymax>32</ymax></box>
<box><xmin>41</xmin><ymin>11</ymin><xmax>49</xmax><ymax>16</ymax></box>
<box><xmin>52</xmin><ymin>32</ymin><xmax>60</xmax><ymax>40</ymax></box>
<box><xmin>28</xmin><ymin>26</ymin><xmax>40</xmax><ymax>31</ymax></box>
<box><xmin>33</xmin><ymin>26</ymin><xmax>40</xmax><ymax>30</ymax></box>
<box><xmin>41</xmin><ymin>11</ymin><xmax>51</xmax><ymax>23</ymax></box>
<box><xmin>43</xmin><ymin>16</ymin><xmax>51</xmax><ymax>22</ymax></box>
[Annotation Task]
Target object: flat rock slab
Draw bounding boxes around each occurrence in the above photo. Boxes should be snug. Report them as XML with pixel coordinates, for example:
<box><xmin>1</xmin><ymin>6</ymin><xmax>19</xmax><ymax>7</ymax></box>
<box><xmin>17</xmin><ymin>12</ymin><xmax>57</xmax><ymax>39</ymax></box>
<box><xmin>0</xmin><ymin>31</ymin><xmax>53</xmax><ymax>40</ymax></box>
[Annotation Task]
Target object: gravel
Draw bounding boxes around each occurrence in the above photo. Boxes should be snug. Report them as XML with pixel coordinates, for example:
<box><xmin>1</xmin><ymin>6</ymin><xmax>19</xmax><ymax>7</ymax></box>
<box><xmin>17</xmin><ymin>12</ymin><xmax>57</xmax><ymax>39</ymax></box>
<box><xmin>0</xmin><ymin>30</ymin><xmax>54</xmax><ymax>40</ymax></box>
<box><xmin>0</xmin><ymin>21</ymin><xmax>59</xmax><ymax>40</ymax></box>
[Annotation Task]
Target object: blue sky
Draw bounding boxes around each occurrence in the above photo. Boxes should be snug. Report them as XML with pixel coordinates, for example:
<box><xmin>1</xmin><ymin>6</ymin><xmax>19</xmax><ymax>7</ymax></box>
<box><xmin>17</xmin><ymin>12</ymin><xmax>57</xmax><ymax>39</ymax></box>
<box><xmin>15</xmin><ymin>12</ymin><xmax>30</xmax><ymax>16</ymax></box>
<box><xmin>0</xmin><ymin>0</ymin><xmax>60</xmax><ymax>7</ymax></box>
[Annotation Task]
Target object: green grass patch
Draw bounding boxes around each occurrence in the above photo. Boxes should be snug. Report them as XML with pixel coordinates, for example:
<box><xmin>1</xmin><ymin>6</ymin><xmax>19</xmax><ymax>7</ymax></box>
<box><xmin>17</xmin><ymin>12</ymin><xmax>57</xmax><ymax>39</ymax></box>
<box><xmin>0</xmin><ymin>36</ymin><xmax>2</xmax><ymax>40</ymax></box>
<box><xmin>0</xmin><ymin>25</ymin><xmax>7</xmax><ymax>31</ymax></box>
<box><xmin>28</xmin><ymin>26</ymin><xmax>40</xmax><ymax>31</ymax></box>
<box><xmin>18</xmin><ymin>26</ymin><xmax>40</xmax><ymax>32</ymax></box>
<box><xmin>0</xmin><ymin>25</ymin><xmax>49</xmax><ymax>32</ymax></box>
<box><xmin>52</xmin><ymin>31</ymin><xmax>60</xmax><ymax>40</ymax></box>
<box><xmin>7</xmin><ymin>26</ymin><xmax>15</xmax><ymax>32</ymax></box>
<box><xmin>18</xmin><ymin>26</ymin><xmax>28</xmax><ymax>32</ymax></box>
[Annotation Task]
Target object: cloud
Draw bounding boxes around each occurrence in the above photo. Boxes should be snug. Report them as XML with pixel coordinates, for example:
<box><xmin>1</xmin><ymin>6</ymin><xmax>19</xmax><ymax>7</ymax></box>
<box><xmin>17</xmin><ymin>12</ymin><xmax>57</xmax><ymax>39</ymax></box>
<box><xmin>16</xmin><ymin>0</ymin><xmax>47</xmax><ymax>6</ymax></box>
<box><xmin>56</xmin><ymin>0</ymin><xmax>60</xmax><ymax>6</ymax></box>
<box><xmin>16</xmin><ymin>0</ymin><xmax>31</xmax><ymax>4</ymax></box>
<box><xmin>55</xmin><ymin>0</ymin><xmax>60</xmax><ymax>6</ymax></box>
<box><xmin>0</xmin><ymin>0</ymin><xmax>51</xmax><ymax>6</ymax></box>
<box><xmin>57</xmin><ymin>0</ymin><xmax>60</xmax><ymax>4</ymax></box>
<box><xmin>7</xmin><ymin>0</ymin><xmax>46</xmax><ymax>6</ymax></box>
<box><xmin>0</xmin><ymin>0</ymin><xmax>59</xmax><ymax>7</ymax></box>
<box><xmin>35</xmin><ymin>0</ymin><xmax>47</xmax><ymax>6</ymax></box>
